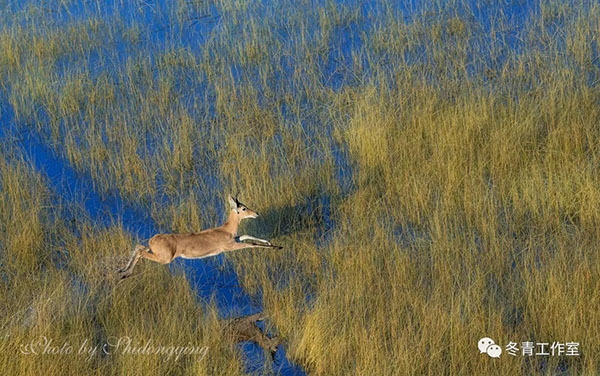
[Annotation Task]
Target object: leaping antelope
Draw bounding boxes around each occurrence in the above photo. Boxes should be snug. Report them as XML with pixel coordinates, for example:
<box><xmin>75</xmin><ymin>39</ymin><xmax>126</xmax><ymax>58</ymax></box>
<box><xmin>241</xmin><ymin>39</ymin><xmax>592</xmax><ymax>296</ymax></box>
<box><xmin>119</xmin><ymin>194</ymin><xmax>282</xmax><ymax>279</ymax></box>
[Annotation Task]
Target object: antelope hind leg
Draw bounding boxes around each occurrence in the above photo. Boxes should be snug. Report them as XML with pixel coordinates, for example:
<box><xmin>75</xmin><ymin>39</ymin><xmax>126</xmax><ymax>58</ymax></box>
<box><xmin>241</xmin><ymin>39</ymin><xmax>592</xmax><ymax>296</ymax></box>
<box><xmin>119</xmin><ymin>245</ymin><xmax>148</xmax><ymax>278</ymax></box>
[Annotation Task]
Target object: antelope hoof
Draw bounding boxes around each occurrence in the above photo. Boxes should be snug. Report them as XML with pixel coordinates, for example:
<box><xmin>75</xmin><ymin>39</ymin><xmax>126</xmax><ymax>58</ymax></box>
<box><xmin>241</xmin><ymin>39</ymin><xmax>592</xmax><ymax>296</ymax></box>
<box><xmin>119</xmin><ymin>270</ymin><xmax>133</xmax><ymax>279</ymax></box>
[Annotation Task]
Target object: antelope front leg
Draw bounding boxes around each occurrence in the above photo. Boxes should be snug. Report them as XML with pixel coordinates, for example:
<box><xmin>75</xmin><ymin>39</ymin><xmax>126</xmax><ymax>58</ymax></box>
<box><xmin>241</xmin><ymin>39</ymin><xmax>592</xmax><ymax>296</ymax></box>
<box><xmin>237</xmin><ymin>235</ymin><xmax>273</xmax><ymax>246</ymax></box>
<box><xmin>231</xmin><ymin>240</ymin><xmax>283</xmax><ymax>250</ymax></box>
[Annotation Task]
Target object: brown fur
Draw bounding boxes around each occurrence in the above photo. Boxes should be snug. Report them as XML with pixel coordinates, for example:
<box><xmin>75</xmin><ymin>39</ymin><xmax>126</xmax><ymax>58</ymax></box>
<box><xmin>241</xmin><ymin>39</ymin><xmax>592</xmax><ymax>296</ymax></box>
<box><xmin>118</xmin><ymin>195</ymin><xmax>282</xmax><ymax>278</ymax></box>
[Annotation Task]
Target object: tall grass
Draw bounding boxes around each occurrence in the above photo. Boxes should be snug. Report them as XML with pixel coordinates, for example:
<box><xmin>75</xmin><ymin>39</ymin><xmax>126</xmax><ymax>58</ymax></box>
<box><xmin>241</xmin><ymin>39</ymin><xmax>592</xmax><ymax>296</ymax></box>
<box><xmin>1</xmin><ymin>0</ymin><xmax>600</xmax><ymax>374</ymax></box>
<box><xmin>0</xmin><ymin>147</ymin><xmax>253</xmax><ymax>374</ymax></box>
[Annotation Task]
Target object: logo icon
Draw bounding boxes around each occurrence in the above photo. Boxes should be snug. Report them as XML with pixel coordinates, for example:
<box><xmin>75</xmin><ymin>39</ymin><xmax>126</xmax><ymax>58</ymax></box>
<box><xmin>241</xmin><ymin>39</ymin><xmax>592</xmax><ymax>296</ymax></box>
<box><xmin>478</xmin><ymin>337</ymin><xmax>502</xmax><ymax>358</ymax></box>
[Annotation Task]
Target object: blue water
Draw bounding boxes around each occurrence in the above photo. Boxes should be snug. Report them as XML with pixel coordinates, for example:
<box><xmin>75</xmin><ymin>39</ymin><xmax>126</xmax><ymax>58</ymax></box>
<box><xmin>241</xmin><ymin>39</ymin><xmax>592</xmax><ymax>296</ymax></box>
<box><xmin>0</xmin><ymin>6</ymin><xmax>305</xmax><ymax>366</ymax></box>
<box><xmin>0</xmin><ymin>116</ymin><xmax>304</xmax><ymax>374</ymax></box>
<box><xmin>3</xmin><ymin>0</ymin><xmax>595</xmax><ymax>374</ymax></box>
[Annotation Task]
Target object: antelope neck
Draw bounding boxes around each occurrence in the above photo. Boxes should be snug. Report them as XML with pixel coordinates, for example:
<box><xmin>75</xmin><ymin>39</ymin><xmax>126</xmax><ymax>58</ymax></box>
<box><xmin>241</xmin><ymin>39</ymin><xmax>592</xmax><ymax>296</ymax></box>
<box><xmin>222</xmin><ymin>210</ymin><xmax>241</xmax><ymax>235</ymax></box>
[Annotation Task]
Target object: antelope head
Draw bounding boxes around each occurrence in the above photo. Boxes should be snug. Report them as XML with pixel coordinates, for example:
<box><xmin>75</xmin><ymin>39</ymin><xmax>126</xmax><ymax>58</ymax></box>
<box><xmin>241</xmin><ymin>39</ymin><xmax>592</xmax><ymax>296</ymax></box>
<box><xmin>228</xmin><ymin>194</ymin><xmax>259</xmax><ymax>220</ymax></box>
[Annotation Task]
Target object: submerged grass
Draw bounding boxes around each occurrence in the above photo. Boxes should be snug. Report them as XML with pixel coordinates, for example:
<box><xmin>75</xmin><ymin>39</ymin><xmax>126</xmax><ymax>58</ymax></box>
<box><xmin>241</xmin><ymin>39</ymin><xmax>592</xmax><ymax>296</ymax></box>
<box><xmin>2</xmin><ymin>0</ymin><xmax>600</xmax><ymax>374</ymax></box>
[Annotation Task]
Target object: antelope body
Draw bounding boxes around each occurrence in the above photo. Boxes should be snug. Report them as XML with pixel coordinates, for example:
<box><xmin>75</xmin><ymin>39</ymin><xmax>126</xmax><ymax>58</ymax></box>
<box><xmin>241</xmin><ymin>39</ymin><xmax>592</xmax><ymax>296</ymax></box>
<box><xmin>119</xmin><ymin>194</ymin><xmax>281</xmax><ymax>278</ymax></box>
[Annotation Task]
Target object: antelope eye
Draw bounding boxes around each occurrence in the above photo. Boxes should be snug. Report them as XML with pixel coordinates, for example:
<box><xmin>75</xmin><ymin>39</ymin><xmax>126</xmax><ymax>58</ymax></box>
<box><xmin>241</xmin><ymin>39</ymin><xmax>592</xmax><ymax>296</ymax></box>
<box><xmin>242</xmin><ymin>208</ymin><xmax>246</xmax><ymax>211</ymax></box>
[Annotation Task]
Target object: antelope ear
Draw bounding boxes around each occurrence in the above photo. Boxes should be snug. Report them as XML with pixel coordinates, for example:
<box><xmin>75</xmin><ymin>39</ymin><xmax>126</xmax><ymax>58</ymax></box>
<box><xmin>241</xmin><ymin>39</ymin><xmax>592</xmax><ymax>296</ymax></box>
<box><xmin>228</xmin><ymin>194</ymin><xmax>237</xmax><ymax>209</ymax></box>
